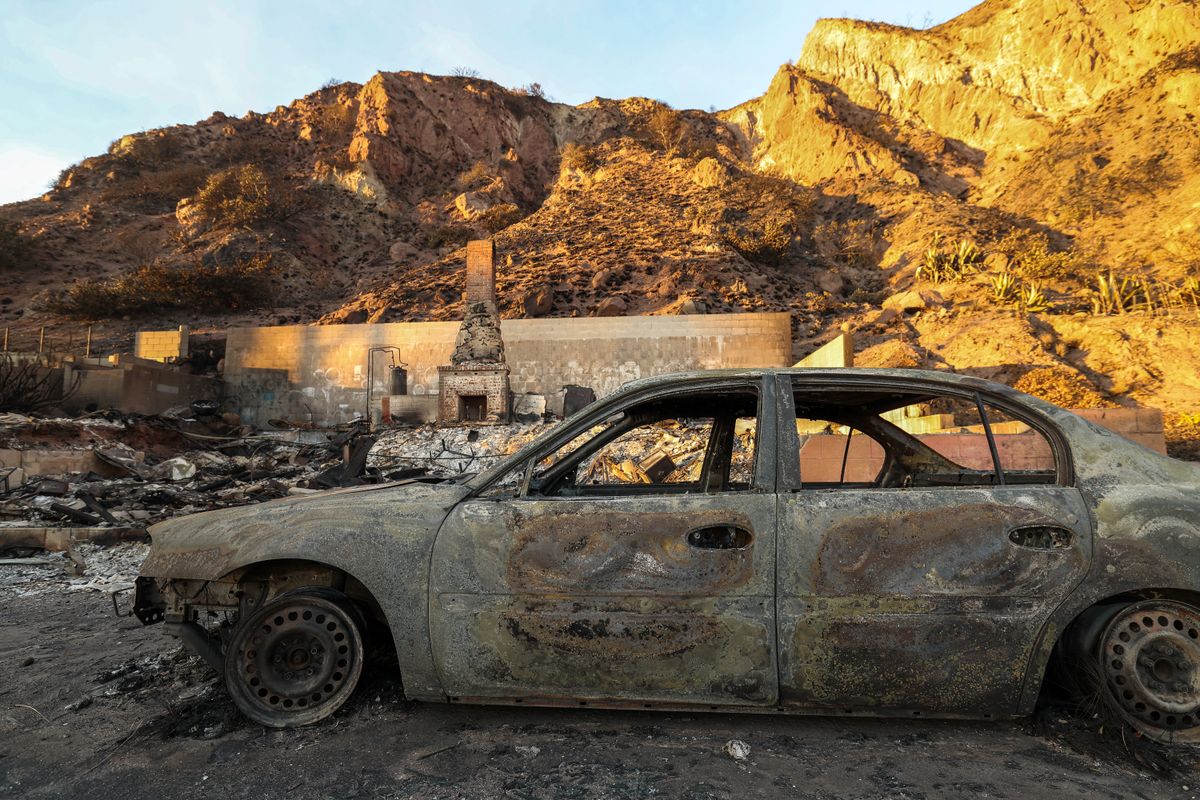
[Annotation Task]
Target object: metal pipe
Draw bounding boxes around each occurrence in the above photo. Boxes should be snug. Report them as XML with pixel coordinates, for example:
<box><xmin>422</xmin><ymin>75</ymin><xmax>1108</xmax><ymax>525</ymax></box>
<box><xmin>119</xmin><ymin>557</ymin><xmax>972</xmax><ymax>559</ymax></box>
<box><xmin>165</xmin><ymin>622</ymin><xmax>225</xmax><ymax>672</ymax></box>
<box><xmin>365</xmin><ymin>346</ymin><xmax>404</xmax><ymax>429</ymax></box>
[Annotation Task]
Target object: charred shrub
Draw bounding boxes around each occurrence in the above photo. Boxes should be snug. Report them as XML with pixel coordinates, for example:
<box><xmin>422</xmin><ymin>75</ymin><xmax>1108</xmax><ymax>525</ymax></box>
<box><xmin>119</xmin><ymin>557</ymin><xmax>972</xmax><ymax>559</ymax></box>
<box><xmin>0</xmin><ymin>217</ymin><xmax>34</xmax><ymax>270</ymax></box>
<box><xmin>0</xmin><ymin>354</ymin><xmax>78</xmax><ymax>412</ymax></box>
<box><xmin>46</xmin><ymin>255</ymin><xmax>277</xmax><ymax>318</ymax></box>
<box><xmin>190</xmin><ymin>165</ymin><xmax>287</xmax><ymax>230</ymax></box>
<box><xmin>477</xmin><ymin>203</ymin><xmax>523</xmax><ymax>234</ymax></box>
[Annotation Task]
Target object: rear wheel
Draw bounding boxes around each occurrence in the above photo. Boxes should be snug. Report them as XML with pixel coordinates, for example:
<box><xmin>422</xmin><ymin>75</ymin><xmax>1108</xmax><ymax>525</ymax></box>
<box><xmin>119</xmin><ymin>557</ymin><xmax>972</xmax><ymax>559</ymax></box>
<box><xmin>224</xmin><ymin>591</ymin><xmax>365</xmax><ymax>728</ymax></box>
<box><xmin>1098</xmin><ymin>599</ymin><xmax>1200</xmax><ymax>743</ymax></box>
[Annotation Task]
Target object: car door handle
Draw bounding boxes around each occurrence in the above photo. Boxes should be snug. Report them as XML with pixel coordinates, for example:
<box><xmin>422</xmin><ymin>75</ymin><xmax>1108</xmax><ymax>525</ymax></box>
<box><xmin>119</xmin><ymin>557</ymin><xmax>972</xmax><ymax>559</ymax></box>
<box><xmin>686</xmin><ymin>526</ymin><xmax>753</xmax><ymax>550</ymax></box>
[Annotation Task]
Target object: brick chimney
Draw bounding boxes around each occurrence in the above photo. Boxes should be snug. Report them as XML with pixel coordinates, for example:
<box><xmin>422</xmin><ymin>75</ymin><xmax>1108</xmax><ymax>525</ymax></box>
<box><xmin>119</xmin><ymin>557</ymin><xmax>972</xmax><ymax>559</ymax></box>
<box><xmin>463</xmin><ymin>239</ymin><xmax>497</xmax><ymax>312</ymax></box>
<box><xmin>438</xmin><ymin>239</ymin><xmax>510</xmax><ymax>424</ymax></box>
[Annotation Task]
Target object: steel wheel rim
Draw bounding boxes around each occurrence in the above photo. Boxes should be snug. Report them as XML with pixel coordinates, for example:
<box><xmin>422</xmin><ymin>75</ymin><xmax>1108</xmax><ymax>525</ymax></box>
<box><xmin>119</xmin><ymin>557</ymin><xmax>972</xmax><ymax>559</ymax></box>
<box><xmin>227</xmin><ymin>594</ymin><xmax>363</xmax><ymax>727</ymax></box>
<box><xmin>1101</xmin><ymin>600</ymin><xmax>1200</xmax><ymax>738</ymax></box>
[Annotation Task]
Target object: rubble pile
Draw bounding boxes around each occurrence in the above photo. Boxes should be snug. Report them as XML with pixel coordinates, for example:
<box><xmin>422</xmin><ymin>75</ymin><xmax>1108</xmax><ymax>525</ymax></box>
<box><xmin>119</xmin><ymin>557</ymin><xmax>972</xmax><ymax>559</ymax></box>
<box><xmin>0</xmin><ymin>541</ymin><xmax>148</xmax><ymax>597</ymax></box>
<box><xmin>368</xmin><ymin>421</ymin><xmax>557</xmax><ymax>476</ymax></box>
<box><xmin>0</xmin><ymin>410</ymin><xmax>384</xmax><ymax>533</ymax></box>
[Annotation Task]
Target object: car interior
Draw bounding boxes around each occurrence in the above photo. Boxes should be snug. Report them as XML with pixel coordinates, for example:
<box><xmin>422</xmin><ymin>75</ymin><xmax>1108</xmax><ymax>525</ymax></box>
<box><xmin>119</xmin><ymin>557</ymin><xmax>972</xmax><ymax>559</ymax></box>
<box><xmin>528</xmin><ymin>390</ymin><xmax>760</xmax><ymax>497</ymax></box>
<box><xmin>791</xmin><ymin>387</ymin><xmax>1059</xmax><ymax>489</ymax></box>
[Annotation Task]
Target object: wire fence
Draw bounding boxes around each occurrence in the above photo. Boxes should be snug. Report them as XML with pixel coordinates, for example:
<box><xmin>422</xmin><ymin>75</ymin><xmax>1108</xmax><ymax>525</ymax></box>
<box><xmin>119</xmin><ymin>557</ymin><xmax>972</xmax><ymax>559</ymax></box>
<box><xmin>0</xmin><ymin>324</ymin><xmax>135</xmax><ymax>361</ymax></box>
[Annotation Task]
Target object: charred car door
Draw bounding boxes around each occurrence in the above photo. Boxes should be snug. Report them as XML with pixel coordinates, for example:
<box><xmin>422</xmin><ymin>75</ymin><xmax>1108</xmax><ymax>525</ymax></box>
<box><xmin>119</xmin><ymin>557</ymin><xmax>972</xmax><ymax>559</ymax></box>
<box><xmin>773</xmin><ymin>374</ymin><xmax>1092</xmax><ymax>715</ymax></box>
<box><xmin>428</xmin><ymin>378</ymin><xmax>780</xmax><ymax>706</ymax></box>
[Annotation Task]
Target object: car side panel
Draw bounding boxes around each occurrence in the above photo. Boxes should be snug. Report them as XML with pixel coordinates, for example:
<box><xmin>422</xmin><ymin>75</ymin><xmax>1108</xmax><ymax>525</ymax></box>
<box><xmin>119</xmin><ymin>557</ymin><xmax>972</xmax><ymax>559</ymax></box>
<box><xmin>428</xmin><ymin>494</ymin><xmax>779</xmax><ymax>704</ymax></box>
<box><xmin>139</xmin><ymin>483</ymin><xmax>470</xmax><ymax>701</ymax></box>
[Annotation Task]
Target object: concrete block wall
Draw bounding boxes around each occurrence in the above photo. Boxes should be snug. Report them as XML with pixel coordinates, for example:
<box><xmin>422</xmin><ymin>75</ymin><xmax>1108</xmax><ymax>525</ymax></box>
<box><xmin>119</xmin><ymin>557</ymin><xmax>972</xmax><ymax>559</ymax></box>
<box><xmin>1075</xmin><ymin>407</ymin><xmax>1166</xmax><ymax>454</ymax></box>
<box><xmin>134</xmin><ymin>326</ymin><xmax>189</xmax><ymax>362</ymax></box>
<box><xmin>62</xmin><ymin>363</ymin><xmax>221</xmax><ymax>415</ymax></box>
<box><xmin>223</xmin><ymin>312</ymin><xmax>793</xmax><ymax>426</ymax></box>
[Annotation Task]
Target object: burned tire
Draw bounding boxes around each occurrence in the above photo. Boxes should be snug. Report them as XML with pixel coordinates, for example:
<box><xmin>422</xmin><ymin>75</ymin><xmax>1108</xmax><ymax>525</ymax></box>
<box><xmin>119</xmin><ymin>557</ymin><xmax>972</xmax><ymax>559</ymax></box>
<box><xmin>224</xmin><ymin>591</ymin><xmax>364</xmax><ymax>728</ymax></box>
<box><xmin>1098</xmin><ymin>599</ymin><xmax>1200</xmax><ymax>743</ymax></box>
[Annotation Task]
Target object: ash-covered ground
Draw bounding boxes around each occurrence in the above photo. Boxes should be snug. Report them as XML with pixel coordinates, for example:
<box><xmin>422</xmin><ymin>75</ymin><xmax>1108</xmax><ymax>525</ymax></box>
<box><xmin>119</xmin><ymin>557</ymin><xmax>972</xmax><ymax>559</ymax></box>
<box><xmin>2</xmin><ymin>541</ymin><xmax>1198</xmax><ymax>799</ymax></box>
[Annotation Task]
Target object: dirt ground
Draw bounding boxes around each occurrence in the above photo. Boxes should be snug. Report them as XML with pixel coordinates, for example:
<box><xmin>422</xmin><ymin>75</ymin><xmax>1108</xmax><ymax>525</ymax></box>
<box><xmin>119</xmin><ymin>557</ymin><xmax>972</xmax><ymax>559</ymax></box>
<box><xmin>2</xmin><ymin>580</ymin><xmax>1198</xmax><ymax>800</ymax></box>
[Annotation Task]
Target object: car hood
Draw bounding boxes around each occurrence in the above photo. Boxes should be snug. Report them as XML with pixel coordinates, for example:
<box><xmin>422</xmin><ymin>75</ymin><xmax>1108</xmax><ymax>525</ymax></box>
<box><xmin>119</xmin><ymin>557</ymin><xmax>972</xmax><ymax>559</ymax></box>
<box><xmin>140</xmin><ymin>479</ymin><xmax>471</xmax><ymax>581</ymax></box>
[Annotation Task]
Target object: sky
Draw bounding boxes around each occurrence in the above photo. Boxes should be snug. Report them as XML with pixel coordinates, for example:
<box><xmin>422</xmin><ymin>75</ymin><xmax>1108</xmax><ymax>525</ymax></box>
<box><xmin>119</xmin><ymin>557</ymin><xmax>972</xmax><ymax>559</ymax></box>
<box><xmin>0</xmin><ymin>0</ymin><xmax>976</xmax><ymax>205</ymax></box>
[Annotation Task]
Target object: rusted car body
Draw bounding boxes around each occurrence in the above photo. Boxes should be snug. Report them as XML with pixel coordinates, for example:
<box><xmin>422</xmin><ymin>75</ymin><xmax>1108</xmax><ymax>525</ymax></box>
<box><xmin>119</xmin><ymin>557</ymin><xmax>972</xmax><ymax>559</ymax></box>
<box><xmin>133</xmin><ymin>369</ymin><xmax>1200</xmax><ymax>738</ymax></box>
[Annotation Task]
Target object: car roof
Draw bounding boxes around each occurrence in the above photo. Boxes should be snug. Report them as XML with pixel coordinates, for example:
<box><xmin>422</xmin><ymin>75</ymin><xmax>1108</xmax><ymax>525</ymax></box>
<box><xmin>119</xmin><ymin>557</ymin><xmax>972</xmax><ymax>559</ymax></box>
<box><xmin>614</xmin><ymin>367</ymin><xmax>1012</xmax><ymax>397</ymax></box>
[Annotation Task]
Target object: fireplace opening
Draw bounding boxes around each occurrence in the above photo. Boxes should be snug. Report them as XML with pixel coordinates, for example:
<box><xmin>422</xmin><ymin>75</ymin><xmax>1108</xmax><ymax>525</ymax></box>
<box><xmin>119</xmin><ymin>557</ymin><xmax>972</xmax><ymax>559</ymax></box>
<box><xmin>459</xmin><ymin>394</ymin><xmax>488</xmax><ymax>422</ymax></box>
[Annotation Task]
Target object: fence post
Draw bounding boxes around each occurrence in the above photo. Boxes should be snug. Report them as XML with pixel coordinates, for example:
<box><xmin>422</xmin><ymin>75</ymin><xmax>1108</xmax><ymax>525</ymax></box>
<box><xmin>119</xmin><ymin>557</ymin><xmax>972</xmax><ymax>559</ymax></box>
<box><xmin>2</xmin><ymin>327</ymin><xmax>7</xmax><ymax>352</ymax></box>
<box><xmin>38</xmin><ymin>326</ymin><xmax>45</xmax><ymax>354</ymax></box>
<box><xmin>85</xmin><ymin>325</ymin><xmax>92</xmax><ymax>358</ymax></box>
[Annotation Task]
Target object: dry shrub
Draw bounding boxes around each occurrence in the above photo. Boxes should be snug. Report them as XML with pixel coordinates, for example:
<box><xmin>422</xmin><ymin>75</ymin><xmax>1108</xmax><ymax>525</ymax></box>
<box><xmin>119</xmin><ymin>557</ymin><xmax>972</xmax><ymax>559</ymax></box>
<box><xmin>0</xmin><ymin>217</ymin><xmax>34</xmax><ymax>270</ymax></box>
<box><xmin>100</xmin><ymin>164</ymin><xmax>209</xmax><ymax>212</ymax></box>
<box><xmin>46</xmin><ymin>256</ymin><xmax>277</xmax><ymax>318</ymax></box>
<box><xmin>994</xmin><ymin>229</ymin><xmax>1083</xmax><ymax>281</ymax></box>
<box><xmin>191</xmin><ymin>165</ymin><xmax>286</xmax><ymax>230</ymax></box>
<box><xmin>643</xmin><ymin>104</ymin><xmax>685</xmax><ymax>153</ymax></box>
<box><xmin>1164</xmin><ymin>413</ymin><xmax>1200</xmax><ymax>462</ymax></box>
<box><xmin>477</xmin><ymin>203</ymin><xmax>523</xmax><ymax>234</ymax></box>
<box><xmin>815</xmin><ymin>219</ymin><xmax>881</xmax><ymax>268</ymax></box>
<box><xmin>115</xmin><ymin>228</ymin><xmax>163</xmax><ymax>265</ymax></box>
<box><xmin>719</xmin><ymin>173</ymin><xmax>815</xmax><ymax>266</ymax></box>
<box><xmin>1012</xmin><ymin>366</ymin><xmax>1113</xmax><ymax>409</ymax></box>
<box><xmin>315</xmin><ymin>102</ymin><xmax>356</xmax><ymax>134</ymax></box>
<box><xmin>111</xmin><ymin>131</ymin><xmax>184</xmax><ymax>168</ymax></box>
<box><xmin>457</xmin><ymin>161</ymin><xmax>496</xmax><ymax>191</ymax></box>
<box><xmin>560</xmin><ymin>142</ymin><xmax>598</xmax><ymax>172</ymax></box>
<box><xmin>510</xmin><ymin>82</ymin><xmax>546</xmax><ymax>99</ymax></box>
<box><xmin>421</xmin><ymin>224</ymin><xmax>473</xmax><ymax>249</ymax></box>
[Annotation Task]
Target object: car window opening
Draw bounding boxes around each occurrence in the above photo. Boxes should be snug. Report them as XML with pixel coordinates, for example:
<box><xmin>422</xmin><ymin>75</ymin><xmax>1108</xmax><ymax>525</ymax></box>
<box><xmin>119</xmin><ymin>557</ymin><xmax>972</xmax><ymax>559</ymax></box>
<box><xmin>517</xmin><ymin>388</ymin><xmax>760</xmax><ymax>498</ymax></box>
<box><xmin>791</xmin><ymin>384</ymin><xmax>1058</xmax><ymax>490</ymax></box>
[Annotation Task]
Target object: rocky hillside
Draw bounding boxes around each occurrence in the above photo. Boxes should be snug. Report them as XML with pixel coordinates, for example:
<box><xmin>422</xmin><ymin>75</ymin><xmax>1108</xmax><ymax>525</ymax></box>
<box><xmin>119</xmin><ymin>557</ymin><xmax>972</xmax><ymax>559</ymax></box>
<box><xmin>1</xmin><ymin>0</ymin><xmax>1198</xmax><ymax>437</ymax></box>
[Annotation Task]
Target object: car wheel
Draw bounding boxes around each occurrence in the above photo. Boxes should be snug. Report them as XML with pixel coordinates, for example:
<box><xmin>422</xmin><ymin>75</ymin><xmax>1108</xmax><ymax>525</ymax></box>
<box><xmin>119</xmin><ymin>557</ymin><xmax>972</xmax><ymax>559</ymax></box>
<box><xmin>224</xmin><ymin>590</ymin><xmax>365</xmax><ymax>728</ymax></box>
<box><xmin>1098</xmin><ymin>599</ymin><xmax>1200</xmax><ymax>743</ymax></box>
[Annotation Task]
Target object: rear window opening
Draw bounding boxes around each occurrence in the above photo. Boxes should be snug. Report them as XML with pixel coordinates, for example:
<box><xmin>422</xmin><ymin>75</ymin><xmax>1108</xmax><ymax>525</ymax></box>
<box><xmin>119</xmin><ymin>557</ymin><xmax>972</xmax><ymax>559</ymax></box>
<box><xmin>791</xmin><ymin>385</ymin><xmax>1060</xmax><ymax>490</ymax></box>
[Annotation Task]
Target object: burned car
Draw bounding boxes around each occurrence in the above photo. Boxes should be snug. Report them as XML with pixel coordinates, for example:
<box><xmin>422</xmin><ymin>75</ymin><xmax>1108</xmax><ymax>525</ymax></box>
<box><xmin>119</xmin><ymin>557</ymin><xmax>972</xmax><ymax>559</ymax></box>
<box><xmin>133</xmin><ymin>369</ymin><xmax>1200</xmax><ymax>740</ymax></box>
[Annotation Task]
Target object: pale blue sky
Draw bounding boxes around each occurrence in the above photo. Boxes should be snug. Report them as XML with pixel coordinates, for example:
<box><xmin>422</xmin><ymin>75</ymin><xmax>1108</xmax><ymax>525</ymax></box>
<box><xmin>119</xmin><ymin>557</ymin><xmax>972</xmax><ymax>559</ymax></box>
<box><xmin>0</xmin><ymin>0</ymin><xmax>976</xmax><ymax>204</ymax></box>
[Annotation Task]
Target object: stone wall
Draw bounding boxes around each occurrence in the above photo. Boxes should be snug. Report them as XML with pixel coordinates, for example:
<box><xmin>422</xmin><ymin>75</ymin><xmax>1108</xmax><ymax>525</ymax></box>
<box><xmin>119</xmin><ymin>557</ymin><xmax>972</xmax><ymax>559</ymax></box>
<box><xmin>222</xmin><ymin>312</ymin><xmax>793</xmax><ymax>426</ymax></box>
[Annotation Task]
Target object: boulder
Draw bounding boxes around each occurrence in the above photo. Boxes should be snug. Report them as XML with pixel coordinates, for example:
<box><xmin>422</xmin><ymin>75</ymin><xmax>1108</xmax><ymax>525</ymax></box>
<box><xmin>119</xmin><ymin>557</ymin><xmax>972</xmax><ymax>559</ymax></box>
<box><xmin>690</xmin><ymin>157</ymin><xmax>731</xmax><ymax>189</ymax></box>
<box><xmin>983</xmin><ymin>251</ymin><xmax>1010</xmax><ymax>271</ymax></box>
<box><xmin>389</xmin><ymin>240</ymin><xmax>420</xmax><ymax>263</ymax></box>
<box><xmin>677</xmin><ymin>298</ymin><xmax>708</xmax><ymax>314</ymax></box>
<box><xmin>520</xmin><ymin>287</ymin><xmax>554</xmax><ymax>317</ymax></box>
<box><xmin>175</xmin><ymin>197</ymin><xmax>203</xmax><ymax>236</ymax></box>
<box><xmin>593</xmin><ymin>296</ymin><xmax>627</xmax><ymax>317</ymax></box>
<box><xmin>882</xmin><ymin>288</ymin><xmax>944</xmax><ymax>314</ymax></box>
<box><xmin>816</xmin><ymin>272</ymin><xmax>845</xmax><ymax>295</ymax></box>
<box><xmin>454</xmin><ymin>191</ymin><xmax>491</xmax><ymax>220</ymax></box>
<box><xmin>591</xmin><ymin>269</ymin><xmax>613</xmax><ymax>289</ymax></box>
